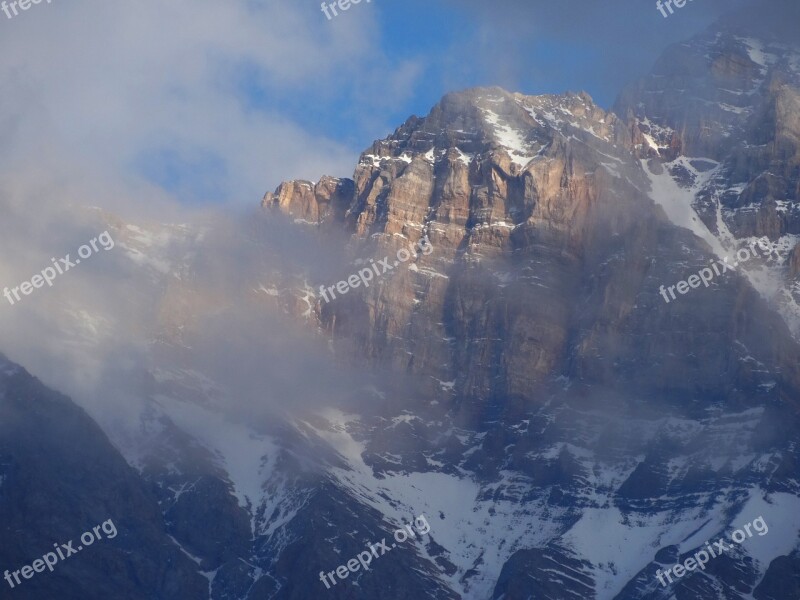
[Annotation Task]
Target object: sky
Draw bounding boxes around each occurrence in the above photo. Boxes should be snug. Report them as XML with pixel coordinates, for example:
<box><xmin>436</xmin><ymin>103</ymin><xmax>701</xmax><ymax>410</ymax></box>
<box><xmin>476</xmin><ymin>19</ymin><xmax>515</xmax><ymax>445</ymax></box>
<box><xmin>0</xmin><ymin>0</ymin><xmax>775</xmax><ymax>208</ymax></box>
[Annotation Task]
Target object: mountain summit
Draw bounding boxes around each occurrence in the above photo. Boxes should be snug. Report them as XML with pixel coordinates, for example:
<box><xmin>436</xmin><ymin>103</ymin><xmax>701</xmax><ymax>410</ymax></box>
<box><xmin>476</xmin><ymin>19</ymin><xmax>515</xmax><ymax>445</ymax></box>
<box><xmin>258</xmin><ymin>16</ymin><xmax>800</xmax><ymax>600</ymax></box>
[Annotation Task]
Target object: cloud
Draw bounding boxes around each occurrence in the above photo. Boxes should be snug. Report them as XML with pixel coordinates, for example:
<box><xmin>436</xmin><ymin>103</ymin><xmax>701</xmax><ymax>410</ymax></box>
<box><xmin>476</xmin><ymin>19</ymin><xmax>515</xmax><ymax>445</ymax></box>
<box><xmin>0</xmin><ymin>0</ymin><xmax>421</xmax><ymax>206</ymax></box>
<box><xmin>0</xmin><ymin>173</ymin><xmax>372</xmax><ymax>442</ymax></box>
<box><xmin>434</xmin><ymin>0</ymin><xmax>797</xmax><ymax>105</ymax></box>
<box><xmin>0</xmin><ymin>0</ymin><xmax>433</xmax><ymax>444</ymax></box>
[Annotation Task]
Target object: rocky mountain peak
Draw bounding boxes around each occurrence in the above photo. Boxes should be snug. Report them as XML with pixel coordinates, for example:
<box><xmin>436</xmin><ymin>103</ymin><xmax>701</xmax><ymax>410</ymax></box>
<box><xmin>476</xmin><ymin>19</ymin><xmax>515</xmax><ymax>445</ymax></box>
<box><xmin>616</xmin><ymin>20</ymin><xmax>800</xmax><ymax>161</ymax></box>
<box><xmin>358</xmin><ymin>87</ymin><xmax>628</xmax><ymax>178</ymax></box>
<box><xmin>252</xmin><ymin>26</ymin><xmax>800</xmax><ymax>594</ymax></box>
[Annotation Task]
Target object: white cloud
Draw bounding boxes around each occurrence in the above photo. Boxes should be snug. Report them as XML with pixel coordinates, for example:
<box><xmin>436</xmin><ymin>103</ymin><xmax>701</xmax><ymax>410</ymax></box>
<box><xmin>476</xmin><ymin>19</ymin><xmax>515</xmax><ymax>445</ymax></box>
<box><xmin>0</xmin><ymin>0</ymin><xmax>419</xmax><ymax>206</ymax></box>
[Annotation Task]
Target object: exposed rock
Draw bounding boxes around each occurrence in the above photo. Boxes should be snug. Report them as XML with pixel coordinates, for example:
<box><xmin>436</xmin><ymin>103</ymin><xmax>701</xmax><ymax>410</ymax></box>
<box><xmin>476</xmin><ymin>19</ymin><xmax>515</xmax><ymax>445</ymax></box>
<box><xmin>787</xmin><ymin>241</ymin><xmax>800</xmax><ymax>277</ymax></box>
<box><xmin>492</xmin><ymin>546</ymin><xmax>595</xmax><ymax>600</ymax></box>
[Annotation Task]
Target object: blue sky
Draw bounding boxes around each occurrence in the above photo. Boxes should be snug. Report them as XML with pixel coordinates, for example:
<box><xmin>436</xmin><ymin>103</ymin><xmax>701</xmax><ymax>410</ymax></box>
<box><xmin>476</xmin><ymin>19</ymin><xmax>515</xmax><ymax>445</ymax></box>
<box><xmin>243</xmin><ymin>0</ymin><xmax>752</xmax><ymax>165</ymax></box>
<box><xmin>0</xmin><ymin>0</ymin><xmax>759</xmax><ymax>207</ymax></box>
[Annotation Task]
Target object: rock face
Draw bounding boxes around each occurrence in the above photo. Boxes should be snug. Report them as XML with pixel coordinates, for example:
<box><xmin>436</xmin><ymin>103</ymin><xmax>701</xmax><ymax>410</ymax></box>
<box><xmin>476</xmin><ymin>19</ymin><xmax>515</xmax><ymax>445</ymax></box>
<box><xmin>789</xmin><ymin>242</ymin><xmax>800</xmax><ymax>278</ymax></box>
<box><xmin>616</xmin><ymin>3</ymin><xmax>800</xmax><ymax>335</ymax></box>
<box><xmin>267</xmin><ymin>84</ymin><xmax>800</xmax><ymax>423</ymax></box>
<box><xmin>262</xmin><ymin>176</ymin><xmax>354</xmax><ymax>229</ymax></box>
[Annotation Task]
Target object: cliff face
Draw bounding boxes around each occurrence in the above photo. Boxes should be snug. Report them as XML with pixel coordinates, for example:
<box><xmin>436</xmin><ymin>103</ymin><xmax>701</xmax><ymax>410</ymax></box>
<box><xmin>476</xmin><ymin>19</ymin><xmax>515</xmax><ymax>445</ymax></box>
<box><xmin>254</xmin><ymin>17</ymin><xmax>800</xmax><ymax>599</ymax></box>
<box><xmin>616</xmin><ymin>8</ymin><xmax>800</xmax><ymax>336</ymax></box>
<box><xmin>265</xmin><ymin>85</ymin><xmax>800</xmax><ymax>424</ymax></box>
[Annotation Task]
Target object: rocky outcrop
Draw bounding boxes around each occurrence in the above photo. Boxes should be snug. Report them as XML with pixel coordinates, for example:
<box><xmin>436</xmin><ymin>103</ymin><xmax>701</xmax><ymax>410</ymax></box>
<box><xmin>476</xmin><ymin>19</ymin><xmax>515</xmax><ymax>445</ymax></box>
<box><xmin>262</xmin><ymin>176</ymin><xmax>353</xmax><ymax>229</ymax></box>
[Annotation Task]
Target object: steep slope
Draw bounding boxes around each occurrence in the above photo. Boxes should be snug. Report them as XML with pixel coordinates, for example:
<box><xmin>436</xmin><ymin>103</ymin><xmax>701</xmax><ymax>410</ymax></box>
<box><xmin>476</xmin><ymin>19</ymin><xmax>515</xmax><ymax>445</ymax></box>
<box><xmin>616</xmin><ymin>3</ymin><xmax>800</xmax><ymax>337</ymax></box>
<box><xmin>0</xmin><ymin>353</ymin><xmax>207</xmax><ymax>599</ymax></box>
<box><xmin>0</xmin><ymin>201</ymin><xmax>458</xmax><ymax>598</ymax></box>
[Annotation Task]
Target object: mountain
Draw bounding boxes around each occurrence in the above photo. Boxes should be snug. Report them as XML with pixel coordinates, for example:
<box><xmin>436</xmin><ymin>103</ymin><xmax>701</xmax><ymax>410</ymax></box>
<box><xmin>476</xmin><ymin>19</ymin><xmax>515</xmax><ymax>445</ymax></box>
<box><xmin>616</xmin><ymin>3</ymin><xmax>800</xmax><ymax>337</ymax></box>
<box><xmin>0</xmin><ymin>354</ymin><xmax>207</xmax><ymax>599</ymax></box>
<box><xmin>260</xmin><ymin>10</ymin><xmax>800</xmax><ymax>599</ymax></box>
<box><xmin>2</xmin><ymin>5</ymin><xmax>800</xmax><ymax>600</ymax></box>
